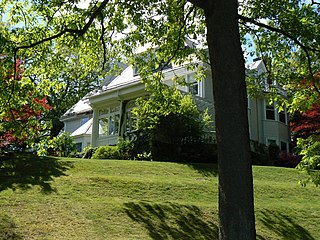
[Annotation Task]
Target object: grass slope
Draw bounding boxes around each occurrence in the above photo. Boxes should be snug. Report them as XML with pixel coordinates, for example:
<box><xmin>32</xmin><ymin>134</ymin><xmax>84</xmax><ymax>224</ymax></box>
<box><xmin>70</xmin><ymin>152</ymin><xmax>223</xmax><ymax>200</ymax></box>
<box><xmin>0</xmin><ymin>156</ymin><xmax>319</xmax><ymax>239</ymax></box>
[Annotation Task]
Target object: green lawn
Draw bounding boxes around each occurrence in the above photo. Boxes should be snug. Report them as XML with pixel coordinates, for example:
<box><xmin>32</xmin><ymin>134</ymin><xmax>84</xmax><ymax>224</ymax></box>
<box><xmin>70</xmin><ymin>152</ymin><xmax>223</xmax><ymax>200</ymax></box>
<box><xmin>0</xmin><ymin>156</ymin><xmax>319</xmax><ymax>239</ymax></box>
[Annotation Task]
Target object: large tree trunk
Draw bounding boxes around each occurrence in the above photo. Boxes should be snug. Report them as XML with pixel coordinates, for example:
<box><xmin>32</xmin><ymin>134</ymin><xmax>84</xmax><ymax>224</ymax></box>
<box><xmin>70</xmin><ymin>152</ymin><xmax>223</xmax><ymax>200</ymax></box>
<box><xmin>204</xmin><ymin>1</ymin><xmax>256</xmax><ymax>239</ymax></box>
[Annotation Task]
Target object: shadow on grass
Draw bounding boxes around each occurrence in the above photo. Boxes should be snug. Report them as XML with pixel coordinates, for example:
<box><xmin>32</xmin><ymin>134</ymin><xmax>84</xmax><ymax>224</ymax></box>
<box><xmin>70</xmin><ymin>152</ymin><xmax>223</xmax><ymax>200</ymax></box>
<box><xmin>257</xmin><ymin>210</ymin><xmax>315</xmax><ymax>240</ymax></box>
<box><xmin>184</xmin><ymin>163</ymin><xmax>218</xmax><ymax>177</ymax></box>
<box><xmin>0</xmin><ymin>214</ymin><xmax>22</xmax><ymax>240</ymax></box>
<box><xmin>0</xmin><ymin>154</ymin><xmax>73</xmax><ymax>193</ymax></box>
<box><xmin>124</xmin><ymin>201</ymin><xmax>218</xmax><ymax>239</ymax></box>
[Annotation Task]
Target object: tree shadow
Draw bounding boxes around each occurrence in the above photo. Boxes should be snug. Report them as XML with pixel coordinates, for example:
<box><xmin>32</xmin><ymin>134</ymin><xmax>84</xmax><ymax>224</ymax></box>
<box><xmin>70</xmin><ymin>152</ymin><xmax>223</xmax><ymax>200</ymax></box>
<box><xmin>0</xmin><ymin>214</ymin><xmax>23</xmax><ymax>240</ymax></box>
<box><xmin>184</xmin><ymin>163</ymin><xmax>218</xmax><ymax>177</ymax></box>
<box><xmin>0</xmin><ymin>154</ymin><xmax>73</xmax><ymax>193</ymax></box>
<box><xmin>257</xmin><ymin>210</ymin><xmax>315</xmax><ymax>240</ymax></box>
<box><xmin>124</xmin><ymin>201</ymin><xmax>218</xmax><ymax>239</ymax></box>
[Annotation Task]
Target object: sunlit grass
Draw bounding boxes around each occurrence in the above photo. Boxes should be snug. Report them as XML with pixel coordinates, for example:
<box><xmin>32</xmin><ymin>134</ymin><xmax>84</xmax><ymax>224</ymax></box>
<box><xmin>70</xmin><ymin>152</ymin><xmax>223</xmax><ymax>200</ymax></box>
<box><xmin>0</xmin><ymin>156</ymin><xmax>319</xmax><ymax>239</ymax></box>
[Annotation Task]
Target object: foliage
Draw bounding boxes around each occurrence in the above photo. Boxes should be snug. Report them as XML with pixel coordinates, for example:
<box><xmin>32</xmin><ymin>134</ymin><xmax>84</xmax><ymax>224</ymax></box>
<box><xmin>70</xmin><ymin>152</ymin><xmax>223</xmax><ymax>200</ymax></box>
<box><xmin>82</xmin><ymin>145</ymin><xmax>97</xmax><ymax>159</ymax></box>
<box><xmin>116</xmin><ymin>137</ymin><xmax>134</xmax><ymax>160</ymax></box>
<box><xmin>91</xmin><ymin>145</ymin><xmax>120</xmax><ymax>159</ymax></box>
<box><xmin>241</xmin><ymin>1</ymin><xmax>320</xmax><ymax>111</ymax></box>
<box><xmin>290</xmin><ymin>104</ymin><xmax>320</xmax><ymax>140</ymax></box>
<box><xmin>135</xmin><ymin>151</ymin><xmax>153</xmax><ymax>161</ymax></box>
<box><xmin>250</xmin><ymin>141</ymin><xmax>299</xmax><ymax>168</ymax></box>
<box><xmin>296</xmin><ymin>135</ymin><xmax>320</xmax><ymax>186</ymax></box>
<box><xmin>1</xmin><ymin>0</ymin><xmax>320</xmax><ymax>237</ymax></box>
<box><xmin>35</xmin><ymin>132</ymin><xmax>76</xmax><ymax>157</ymax></box>
<box><xmin>275</xmin><ymin>151</ymin><xmax>300</xmax><ymax>168</ymax></box>
<box><xmin>0</xmin><ymin>58</ymin><xmax>52</xmax><ymax>149</ymax></box>
<box><xmin>250</xmin><ymin>141</ymin><xmax>271</xmax><ymax>166</ymax></box>
<box><xmin>131</xmin><ymin>79</ymin><xmax>212</xmax><ymax>161</ymax></box>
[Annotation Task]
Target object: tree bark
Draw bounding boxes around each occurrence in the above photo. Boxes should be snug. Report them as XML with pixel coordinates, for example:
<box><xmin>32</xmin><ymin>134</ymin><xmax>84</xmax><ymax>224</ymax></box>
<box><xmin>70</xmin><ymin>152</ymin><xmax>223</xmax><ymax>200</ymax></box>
<box><xmin>204</xmin><ymin>1</ymin><xmax>256</xmax><ymax>239</ymax></box>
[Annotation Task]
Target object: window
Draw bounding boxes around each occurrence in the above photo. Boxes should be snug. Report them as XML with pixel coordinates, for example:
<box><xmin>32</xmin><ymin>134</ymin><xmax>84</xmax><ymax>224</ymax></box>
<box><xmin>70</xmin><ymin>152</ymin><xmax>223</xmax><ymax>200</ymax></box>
<box><xmin>266</xmin><ymin>102</ymin><xmax>275</xmax><ymax>120</ymax></box>
<box><xmin>98</xmin><ymin>105</ymin><xmax>120</xmax><ymax>137</ymax></box>
<box><xmin>279</xmin><ymin>110</ymin><xmax>286</xmax><ymax>124</ymax></box>
<box><xmin>125</xmin><ymin>101</ymin><xmax>137</xmax><ymax>132</ymax></box>
<box><xmin>267</xmin><ymin>139</ymin><xmax>277</xmax><ymax>146</ymax></box>
<box><xmin>187</xmin><ymin>74</ymin><xmax>200</xmax><ymax>96</ymax></box>
<box><xmin>75</xmin><ymin>142</ymin><xmax>82</xmax><ymax>152</ymax></box>
<box><xmin>81</xmin><ymin>117</ymin><xmax>89</xmax><ymax>125</ymax></box>
<box><xmin>189</xmin><ymin>82</ymin><xmax>199</xmax><ymax>96</ymax></box>
<box><xmin>280</xmin><ymin>141</ymin><xmax>288</xmax><ymax>152</ymax></box>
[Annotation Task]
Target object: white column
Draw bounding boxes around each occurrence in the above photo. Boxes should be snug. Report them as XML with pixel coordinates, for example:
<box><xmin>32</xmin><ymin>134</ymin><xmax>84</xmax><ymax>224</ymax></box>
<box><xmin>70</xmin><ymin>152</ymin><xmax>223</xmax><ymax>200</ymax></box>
<box><xmin>91</xmin><ymin>109</ymin><xmax>99</xmax><ymax>147</ymax></box>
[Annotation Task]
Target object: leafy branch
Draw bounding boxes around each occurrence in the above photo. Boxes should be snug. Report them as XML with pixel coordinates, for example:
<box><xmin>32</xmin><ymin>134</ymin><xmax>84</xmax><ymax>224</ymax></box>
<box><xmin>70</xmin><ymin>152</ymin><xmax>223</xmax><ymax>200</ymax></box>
<box><xmin>239</xmin><ymin>14</ymin><xmax>320</xmax><ymax>95</ymax></box>
<box><xmin>13</xmin><ymin>0</ymin><xmax>110</xmax><ymax>53</ymax></box>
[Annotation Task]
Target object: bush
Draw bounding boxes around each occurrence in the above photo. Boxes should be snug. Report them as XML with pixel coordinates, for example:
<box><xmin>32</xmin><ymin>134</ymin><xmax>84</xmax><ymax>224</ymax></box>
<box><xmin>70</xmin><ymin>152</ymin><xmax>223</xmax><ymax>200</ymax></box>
<box><xmin>296</xmin><ymin>135</ymin><xmax>320</xmax><ymax>186</ymax></box>
<box><xmin>275</xmin><ymin>151</ymin><xmax>300</xmax><ymax>168</ymax></box>
<box><xmin>82</xmin><ymin>145</ymin><xmax>97</xmax><ymax>159</ymax></box>
<box><xmin>35</xmin><ymin>132</ymin><xmax>76</xmax><ymax>157</ymax></box>
<box><xmin>180</xmin><ymin>142</ymin><xmax>217</xmax><ymax>163</ymax></box>
<box><xmin>117</xmin><ymin>138</ymin><xmax>134</xmax><ymax>160</ymax></box>
<box><xmin>91</xmin><ymin>145</ymin><xmax>119</xmax><ymax>159</ymax></box>
<box><xmin>250</xmin><ymin>141</ymin><xmax>270</xmax><ymax>166</ymax></box>
<box><xmin>268</xmin><ymin>143</ymin><xmax>280</xmax><ymax>165</ymax></box>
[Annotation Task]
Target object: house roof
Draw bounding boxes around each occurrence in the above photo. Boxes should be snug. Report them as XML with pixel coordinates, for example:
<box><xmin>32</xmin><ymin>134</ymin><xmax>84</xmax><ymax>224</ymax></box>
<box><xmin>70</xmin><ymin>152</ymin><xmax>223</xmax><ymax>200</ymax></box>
<box><xmin>61</xmin><ymin>97</ymin><xmax>92</xmax><ymax>119</ymax></box>
<box><xmin>70</xmin><ymin>118</ymin><xmax>105</xmax><ymax>137</ymax></box>
<box><xmin>102</xmin><ymin>66</ymin><xmax>140</xmax><ymax>91</ymax></box>
<box><xmin>246</xmin><ymin>59</ymin><xmax>264</xmax><ymax>70</ymax></box>
<box><xmin>71</xmin><ymin>118</ymin><xmax>93</xmax><ymax>137</ymax></box>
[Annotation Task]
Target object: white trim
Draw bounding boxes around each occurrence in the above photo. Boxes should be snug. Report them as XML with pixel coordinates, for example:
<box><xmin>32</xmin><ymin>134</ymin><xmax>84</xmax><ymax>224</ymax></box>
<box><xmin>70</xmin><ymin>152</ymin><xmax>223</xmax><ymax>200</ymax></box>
<box><xmin>264</xmin><ymin>100</ymin><xmax>277</xmax><ymax>121</ymax></box>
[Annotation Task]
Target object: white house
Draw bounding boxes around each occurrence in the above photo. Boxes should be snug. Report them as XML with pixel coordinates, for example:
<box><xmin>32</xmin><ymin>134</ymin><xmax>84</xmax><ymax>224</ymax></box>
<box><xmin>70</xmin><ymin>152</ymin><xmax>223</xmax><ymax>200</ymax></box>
<box><xmin>61</xmin><ymin>59</ymin><xmax>290</xmax><ymax>153</ymax></box>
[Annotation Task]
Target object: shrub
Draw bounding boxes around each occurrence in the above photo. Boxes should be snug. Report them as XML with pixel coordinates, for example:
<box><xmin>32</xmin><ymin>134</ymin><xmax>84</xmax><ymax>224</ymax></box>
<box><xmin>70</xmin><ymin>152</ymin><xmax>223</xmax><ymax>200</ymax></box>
<box><xmin>131</xmin><ymin>79</ymin><xmax>213</xmax><ymax>162</ymax></box>
<box><xmin>91</xmin><ymin>145</ymin><xmax>119</xmax><ymax>159</ymax></box>
<box><xmin>135</xmin><ymin>151</ymin><xmax>152</xmax><ymax>161</ymax></box>
<box><xmin>180</xmin><ymin>142</ymin><xmax>217</xmax><ymax>163</ymax></box>
<box><xmin>82</xmin><ymin>145</ymin><xmax>97</xmax><ymax>159</ymax></box>
<box><xmin>250</xmin><ymin>141</ymin><xmax>270</xmax><ymax>166</ymax></box>
<box><xmin>296</xmin><ymin>135</ymin><xmax>320</xmax><ymax>186</ymax></box>
<box><xmin>275</xmin><ymin>151</ymin><xmax>300</xmax><ymax>168</ymax></box>
<box><xmin>268</xmin><ymin>143</ymin><xmax>280</xmax><ymax>165</ymax></box>
<box><xmin>117</xmin><ymin>138</ymin><xmax>134</xmax><ymax>159</ymax></box>
<box><xmin>35</xmin><ymin>132</ymin><xmax>76</xmax><ymax>157</ymax></box>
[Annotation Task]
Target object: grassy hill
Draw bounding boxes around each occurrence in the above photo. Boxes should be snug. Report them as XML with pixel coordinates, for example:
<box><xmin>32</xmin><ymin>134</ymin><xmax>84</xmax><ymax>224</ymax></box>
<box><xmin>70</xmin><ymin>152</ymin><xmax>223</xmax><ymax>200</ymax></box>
<box><xmin>0</xmin><ymin>156</ymin><xmax>319</xmax><ymax>239</ymax></box>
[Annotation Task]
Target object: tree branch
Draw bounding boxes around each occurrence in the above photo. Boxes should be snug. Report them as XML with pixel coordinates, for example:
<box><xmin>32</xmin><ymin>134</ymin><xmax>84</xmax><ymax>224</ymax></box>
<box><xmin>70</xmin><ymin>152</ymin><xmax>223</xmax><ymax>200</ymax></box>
<box><xmin>240</xmin><ymin>15</ymin><xmax>320</xmax><ymax>95</ymax></box>
<box><xmin>14</xmin><ymin>0</ymin><xmax>110</xmax><ymax>52</ymax></box>
<box><xmin>187</xmin><ymin>0</ymin><xmax>212</xmax><ymax>10</ymax></box>
<box><xmin>239</xmin><ymin>15</ymin><xmax>320</xmax><ymax>53</ymax></box>
<box><xmin>99</xmin><ymin>13</ymin><xmax>107</xmax><ymax>70</ymax></box>
<box><xmin>160</xmin><ymin>4</ymin><xmax>196</xmax><ymax>71</ymax></box>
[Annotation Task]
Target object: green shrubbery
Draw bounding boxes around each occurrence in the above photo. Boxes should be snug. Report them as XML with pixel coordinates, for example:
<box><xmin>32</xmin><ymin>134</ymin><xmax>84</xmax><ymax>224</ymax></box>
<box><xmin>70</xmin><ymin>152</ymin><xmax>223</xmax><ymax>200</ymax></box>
<box><xmin>91</xmin><ymin>145</ymin><xmax>120</xmax><ymax>159</ymax></box>
<box><xmin>36</xmin><ymin>132</ymin><xmax>76</xmax><ymax>157</ymax></box>
<box><xmin>117</xmin><ymin>137</ymin><xmax>134</xmax><ymax>160</ymax></box>
<box><xmin>296</xmin><ymin>135</ymin><xmax>320</xmax><ymax>186</ymax></box>
<box><xmin>131</xmin><ymin>78</ymin><xmax>213</xmax><ymax>162</ymax></box>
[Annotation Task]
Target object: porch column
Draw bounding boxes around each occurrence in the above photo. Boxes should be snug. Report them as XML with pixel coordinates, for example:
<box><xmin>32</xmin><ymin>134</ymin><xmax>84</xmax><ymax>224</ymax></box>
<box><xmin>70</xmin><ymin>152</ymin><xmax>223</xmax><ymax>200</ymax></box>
<box><xmin>91</xmin><ymin>109</ymin><xmax>99</xmax><ymax>147</ymax></box>
<box><xmin>119</xmin><ymin>100</ymin><xmax>128</xmax><ymax>138</ymax></box>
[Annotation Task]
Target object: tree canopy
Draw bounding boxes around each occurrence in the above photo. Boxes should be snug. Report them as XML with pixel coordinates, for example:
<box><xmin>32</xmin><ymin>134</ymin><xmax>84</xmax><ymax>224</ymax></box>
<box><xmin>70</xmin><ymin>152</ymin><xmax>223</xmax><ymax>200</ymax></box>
<box><xmin>1</xmin><ymin>0</ymin><xmax>320</xmax><ymax>238</ymax></box>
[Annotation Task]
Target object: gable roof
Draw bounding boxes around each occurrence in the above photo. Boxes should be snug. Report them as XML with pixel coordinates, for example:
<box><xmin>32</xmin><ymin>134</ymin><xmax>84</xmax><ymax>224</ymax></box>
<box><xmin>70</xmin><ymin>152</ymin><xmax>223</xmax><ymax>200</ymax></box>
<box><xmin>71</xmin><ymin>118</ymin><xmax>93</xmax><ymax>137</ymax></box>
<box><xmin>61</xmin><ymin>97</ymin><xmax>92</xmax><ymax>120</ymax></box>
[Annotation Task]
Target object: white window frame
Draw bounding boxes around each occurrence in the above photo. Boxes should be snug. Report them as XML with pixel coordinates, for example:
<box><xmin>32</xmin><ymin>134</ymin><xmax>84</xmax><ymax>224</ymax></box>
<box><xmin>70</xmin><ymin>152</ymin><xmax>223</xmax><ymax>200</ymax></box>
<box><xmin>278</xmin><ymin>106</ymin><xmax>287</xmax><ymax>125</ymax></box>
<box><xmin>98</xmin><ymin>105</ymin><xmax>120</xmax><ymax>138</ymax></box>
<box><xmin>187</xmin><ymin>73</ymin><xmax>203</xmax><ymax>97</ymax></box>
<box><xmin>265</xmin><ymin>101</ymin><xmax>277</xmax><ymax>121</ymax></box>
